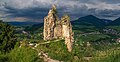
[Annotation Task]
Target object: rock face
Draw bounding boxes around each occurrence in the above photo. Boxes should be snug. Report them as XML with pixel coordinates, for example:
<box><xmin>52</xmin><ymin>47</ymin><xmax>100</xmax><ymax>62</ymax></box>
<box><xmin>43</xmin><ymin>5</ymin><xmax>74</xmax><ymax>52</ymax></box>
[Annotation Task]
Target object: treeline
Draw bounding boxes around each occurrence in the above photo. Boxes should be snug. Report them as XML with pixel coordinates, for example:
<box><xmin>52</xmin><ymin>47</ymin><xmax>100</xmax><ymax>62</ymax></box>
<box><xmin>0</xmin><ymin>20</ymin><xmax>17</xmax><ymax>52</ymax></box>
<box><xmin>0</xmin><ymin>20</ymin><xmax>42</xmax><ymax>62</ymax></box>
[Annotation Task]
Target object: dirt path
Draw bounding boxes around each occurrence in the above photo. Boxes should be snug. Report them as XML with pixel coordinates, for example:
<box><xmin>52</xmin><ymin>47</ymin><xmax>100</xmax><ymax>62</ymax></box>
<box><xmin>29</xmin><ymin>39</ymin><xmax>62</xmax><ymax>62</ymax></box>
<box><xmin>34</xmin><ymin>39</ymin><xmax>62</xmax><ymax>47</ymax></box>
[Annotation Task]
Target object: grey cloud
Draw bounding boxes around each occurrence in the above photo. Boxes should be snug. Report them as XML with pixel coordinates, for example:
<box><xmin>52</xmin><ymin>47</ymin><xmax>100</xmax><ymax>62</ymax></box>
<box><xmin>96</xmin><ymin>9</ymin><xmax>120</xmax><ymax>17</ymax></box>
<box><xmin>99</xmin><ymin>0</ymin><xmax>120</xmax><ymax>4</ymax></box>
<box><xmin>0</xmin><ymin>0</ymin><xmax>120</xmax><ymax>22</ymax></box>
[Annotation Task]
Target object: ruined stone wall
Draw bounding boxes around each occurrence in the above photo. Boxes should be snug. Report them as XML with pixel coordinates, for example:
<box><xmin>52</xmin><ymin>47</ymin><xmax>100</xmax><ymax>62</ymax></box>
<box><xmin>43</xmin><ymin>11</ymin><xmax>55</xmax><ymax>40</ymax></box>
<box><xmin>54</xmin><ymin>21</ymin><xmax>62</xmax><ymax>39</ymax></box>
<box><xmin>43</xmin><ymin>5</ymin><xmax>59</xmax><ymax>40</ymax></box>
<box><xmin>61</xmin><ymin>15</ymin><xmax>74</xmax><ymax>52</ymax></box>
<box><xmin>43</xmin><ymin>5</ymin><xmax>74</xmax><ymax>52</ymax></box>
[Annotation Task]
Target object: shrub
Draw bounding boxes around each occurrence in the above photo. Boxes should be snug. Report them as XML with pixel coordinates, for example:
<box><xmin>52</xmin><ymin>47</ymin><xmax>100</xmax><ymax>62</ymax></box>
<box><xmin>0</xmin><ymin>52</ymin><xmax>8</xmax><ymax>62</ymax></box>
<box><xmin>8</xmin><ymin>47</ymin><xmax>43</xmax><ymax>62</ymax></box>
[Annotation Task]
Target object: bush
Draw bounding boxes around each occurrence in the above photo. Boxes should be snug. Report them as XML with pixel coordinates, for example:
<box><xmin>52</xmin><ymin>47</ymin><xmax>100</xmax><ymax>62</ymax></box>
<box><xmin>0</xmin><ymin>52</ymin><xmax>8</xmax><ymax>62</ymax></box>
<box><xmin>8</xmin><ymin>47</ymin><xmax>43</xmax><ymax>62</ymax></box>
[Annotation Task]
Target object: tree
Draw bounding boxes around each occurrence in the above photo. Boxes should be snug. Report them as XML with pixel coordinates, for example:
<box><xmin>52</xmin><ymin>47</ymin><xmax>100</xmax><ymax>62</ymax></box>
<box><xmin>0</xmin><ymin>21</ymin><xmax>17</xmax><ymax>52</ymax></box>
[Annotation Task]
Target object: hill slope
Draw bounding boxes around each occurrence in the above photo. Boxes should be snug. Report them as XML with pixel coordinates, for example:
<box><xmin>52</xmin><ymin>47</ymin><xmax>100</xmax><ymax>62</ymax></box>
<box><xmin>108</xmin><ymin>17</ymin><xmax>120</xmax><ymax>26</ymax></box>
<box><xmin>72</xmin><ymin>15</ymin><xmax>106</xmax><ymax>28</ymax></box>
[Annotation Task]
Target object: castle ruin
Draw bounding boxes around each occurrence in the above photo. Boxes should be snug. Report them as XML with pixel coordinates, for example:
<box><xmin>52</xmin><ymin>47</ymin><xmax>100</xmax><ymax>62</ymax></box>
<box><xmin>43</xmin><ymin>5</ymin><xmax>74</xmax><ymax>52</ymax></box>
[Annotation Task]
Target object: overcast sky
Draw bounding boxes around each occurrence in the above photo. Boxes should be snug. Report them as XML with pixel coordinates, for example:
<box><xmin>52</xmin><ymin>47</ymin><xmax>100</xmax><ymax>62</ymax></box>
<box><xmin>0</xmin><ymin>0</ymin><xmax>120</xmax><ymax>22</ymax></box>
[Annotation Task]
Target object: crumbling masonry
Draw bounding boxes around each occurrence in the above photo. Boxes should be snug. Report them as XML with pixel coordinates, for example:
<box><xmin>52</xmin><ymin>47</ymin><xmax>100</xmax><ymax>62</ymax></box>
<box><xmin>43</xmin><ymin>5</ymin><xmax>74</xmax><ymax>52</ymax></box>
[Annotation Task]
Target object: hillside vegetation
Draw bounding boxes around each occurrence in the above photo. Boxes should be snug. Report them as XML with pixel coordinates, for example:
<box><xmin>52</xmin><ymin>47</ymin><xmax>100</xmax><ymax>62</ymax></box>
<box><xmin>0</xmin><ymin>15</ymin><xmax>120</xmax><ymax>62</ymax></box>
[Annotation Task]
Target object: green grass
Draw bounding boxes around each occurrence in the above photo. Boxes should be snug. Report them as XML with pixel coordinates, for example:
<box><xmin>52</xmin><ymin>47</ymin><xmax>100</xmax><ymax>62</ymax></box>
<box><xmin>73</xmin><ymin>25</ymin><xmax>99</xmax><ymax>33</ymax></box>
<box><xmin>106</xmin><ymin>26</ymin><xmax>120</xmax><ymax>32</ymax></box>
<box><xmin>0</xmin><ymin>46</ymin><xmax>43</xmax><ymax>62</ymax></box>
<box><xmin>75</xmin><ymin>34</ymin><xmax>110</xmax><ymax>44</ymax></box>
<box><xmin>37</xmin><ymin>40</ymin><xmax>74</xmax><ymax>61</ymax></box>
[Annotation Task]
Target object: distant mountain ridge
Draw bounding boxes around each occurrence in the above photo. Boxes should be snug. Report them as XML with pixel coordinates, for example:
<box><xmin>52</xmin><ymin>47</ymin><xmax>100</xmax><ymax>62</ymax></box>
<box><xmin>108</xmin><ymin>17</ymin><xmax>120</xmax><ymax>26</ymax></box>
<box><xmin>7</xmin><ymin>22</ymin><xmax>41</xmax><ymax>26</ymax></box>
<box><xmin>7</xmin><ymin>15</ymin><xmax>120</xmax><ymax>28</ymax></box>
<box><xmin>100</xmin><ymin>19</ymin><xmax>112</xmax><ymax>24</ymax></box>
<box><xmin>72</xmin><ymin>15</ymin><xmax>106</xmax><ymax>28</ymax></box>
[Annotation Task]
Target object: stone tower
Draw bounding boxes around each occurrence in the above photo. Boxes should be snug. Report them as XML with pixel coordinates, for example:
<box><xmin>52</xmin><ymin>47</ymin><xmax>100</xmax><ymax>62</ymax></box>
<box><xmin>43</xmin><ymin>5</ymin><xmax>74</xmax><ymax>52</ymax></box>
<box><xmin>61</xmin><ymin>15</ymin><xmax>74</xmax><ymax>52</ymax></box>
<box><xmin>43</xmin><ymin>5</ymin><xmax>59</xmax><ymax>40</ymax></box>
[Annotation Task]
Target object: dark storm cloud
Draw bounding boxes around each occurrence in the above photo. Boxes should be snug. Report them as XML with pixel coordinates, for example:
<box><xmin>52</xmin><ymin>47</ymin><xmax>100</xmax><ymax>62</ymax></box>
<box><xmin>96</xmin><ymin>9</ymin><xmax>120</xmax><ymax>18</ymax></box>
<box><xmin>5</xmin><ymin>6</ymin><xmax>49</xmax><ymax>19</ymax></box>
<box><xmin>0</xmin><ymin>0</ymin><xmax>120</xmax><ymax>22</ymax></box>
<box><xmin>100</xmin><ymin>0</ymin><xmax>120</xmax><ymax>4</ymax></box>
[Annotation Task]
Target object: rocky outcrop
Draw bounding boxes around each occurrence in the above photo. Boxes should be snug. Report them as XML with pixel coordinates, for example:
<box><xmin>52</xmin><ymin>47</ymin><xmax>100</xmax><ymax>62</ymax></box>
<box><xmin>43</xmin><ymin>5</ymin><xmax>74</xmax><ymax>52</ymax></box>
